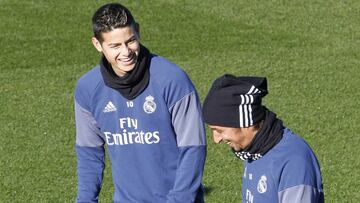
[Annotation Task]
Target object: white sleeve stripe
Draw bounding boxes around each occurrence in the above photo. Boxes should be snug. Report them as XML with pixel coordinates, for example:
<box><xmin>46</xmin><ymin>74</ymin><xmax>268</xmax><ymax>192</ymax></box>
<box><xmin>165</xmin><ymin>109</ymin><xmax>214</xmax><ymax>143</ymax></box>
<box><xmin>75</xmin><ymin>100</ymin><xmax>104</xmax><ymax>147</ymax></box>
<box><xmin>278</xmin><ymin>184</ymin><xmax>324</xmax><ymax>203</ymax></box>
<box><xmin>170</xmin><ymin>92</ymin><xmax>206</xmax><ymax>147</ymax></box>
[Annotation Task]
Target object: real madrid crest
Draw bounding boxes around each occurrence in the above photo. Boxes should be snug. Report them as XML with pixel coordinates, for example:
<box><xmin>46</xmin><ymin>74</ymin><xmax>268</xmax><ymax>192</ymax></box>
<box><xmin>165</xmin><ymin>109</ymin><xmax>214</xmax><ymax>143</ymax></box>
<box><xmin>257</xmin><ymin>175</ymin><xmax>267</xmax><ymax>194</ymax></box>
<box><xmin>143</xmin><ymin>95</ymin><xmax>156</xmax><ymax>114</ymax></box>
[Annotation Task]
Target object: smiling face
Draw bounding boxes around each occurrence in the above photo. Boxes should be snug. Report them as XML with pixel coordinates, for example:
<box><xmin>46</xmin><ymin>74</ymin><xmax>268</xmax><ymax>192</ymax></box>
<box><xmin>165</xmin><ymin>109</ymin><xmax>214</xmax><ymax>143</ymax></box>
<box><xmin>92</xmin><ymin>25</ymin><xmax>140</xmax><ymax>76</ymax></box>
<box><xmin>208</xmin><ymin>125</ymin><xmax>258</xmax><ymax>151</ymax></box>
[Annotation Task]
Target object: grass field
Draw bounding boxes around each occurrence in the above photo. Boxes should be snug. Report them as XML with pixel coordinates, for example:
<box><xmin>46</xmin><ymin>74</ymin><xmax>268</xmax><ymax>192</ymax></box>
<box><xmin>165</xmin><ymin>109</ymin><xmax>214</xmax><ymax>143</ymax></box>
<box><xmin>1</xmin><ymin>0</ymin><xmax>360</xmax><ymax>202</ymax></box>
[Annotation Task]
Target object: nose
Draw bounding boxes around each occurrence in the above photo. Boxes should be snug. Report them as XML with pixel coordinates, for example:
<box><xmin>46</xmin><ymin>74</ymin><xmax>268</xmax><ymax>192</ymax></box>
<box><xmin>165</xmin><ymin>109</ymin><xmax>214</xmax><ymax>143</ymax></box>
<box><xmin>212</xmin><ymin>132</ymin><xmax>222</xmax><ymax>144</ymax></box>
<box><xmin>121</xmin><ymin>44</ymin><xmax>131</xmax><ymax>55</ymax></box>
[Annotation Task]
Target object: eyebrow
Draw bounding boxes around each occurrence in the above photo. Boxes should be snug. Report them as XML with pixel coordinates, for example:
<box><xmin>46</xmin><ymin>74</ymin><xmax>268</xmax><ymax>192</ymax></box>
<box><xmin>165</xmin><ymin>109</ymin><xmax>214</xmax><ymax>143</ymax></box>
<box><xmin>209</xmin><ymin>126</ymin><xmax>219</xmax><ymax>131</ymax></box>
<box><xmin>108</xmin><ymin>35</ymin><xmax>137</xmax><ymax>47</ymax></box>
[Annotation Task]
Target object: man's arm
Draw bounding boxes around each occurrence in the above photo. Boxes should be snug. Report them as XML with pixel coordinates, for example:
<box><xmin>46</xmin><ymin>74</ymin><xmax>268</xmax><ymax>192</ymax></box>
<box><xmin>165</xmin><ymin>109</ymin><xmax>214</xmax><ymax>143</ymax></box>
<box><xmin>74</xmin><ymin>100</ymin><xmax>105</xmax><ymax>203</ymax></box>
<box><xmin>167</xmin><ymin>91</ymin><xmax>207</xmax><ymax>203</ymax></box>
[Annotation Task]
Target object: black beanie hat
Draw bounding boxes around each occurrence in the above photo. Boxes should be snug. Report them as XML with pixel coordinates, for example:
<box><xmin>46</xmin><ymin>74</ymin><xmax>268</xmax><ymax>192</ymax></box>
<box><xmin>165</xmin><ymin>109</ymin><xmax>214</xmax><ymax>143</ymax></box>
<box><xmin>203</xmin><ymin>74</ymin><xmax>268</xmax><ymax>128</ymax></box>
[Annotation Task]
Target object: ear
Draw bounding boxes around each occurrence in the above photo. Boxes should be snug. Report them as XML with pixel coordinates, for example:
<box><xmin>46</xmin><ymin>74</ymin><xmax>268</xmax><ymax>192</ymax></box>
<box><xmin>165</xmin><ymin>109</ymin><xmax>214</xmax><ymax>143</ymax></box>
<box><xmin>92</xmin><ymin>37</ymin><xmax>103</xmax><ymax>52</ymax></box>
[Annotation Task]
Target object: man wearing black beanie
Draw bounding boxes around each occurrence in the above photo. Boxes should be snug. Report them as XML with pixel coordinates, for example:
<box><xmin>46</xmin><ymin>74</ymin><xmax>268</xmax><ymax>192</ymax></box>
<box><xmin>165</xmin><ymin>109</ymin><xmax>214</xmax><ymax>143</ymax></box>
<box><xmin>203</xmin><ymin>74</ymin><xmax>324</xmax><ymax>203</ymax></box>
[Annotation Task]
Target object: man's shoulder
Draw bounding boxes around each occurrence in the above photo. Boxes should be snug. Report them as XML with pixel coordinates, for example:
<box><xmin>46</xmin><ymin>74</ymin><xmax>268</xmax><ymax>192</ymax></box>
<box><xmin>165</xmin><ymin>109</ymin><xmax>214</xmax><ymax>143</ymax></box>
<box><xmin>150</xmin><ymin>55</ymin><xmax>192</xmax><ymax>85</ymax></box>
<box><xmin>281</xmin><ymin>129</ymin><xmax>313</xmax><ymax>153</ymax></box>
<box><xmin>74</xmin><ymin>65</ymin><xmax>103</xmax><ymax>107</ymax></box>
<box><xmin>149</xmin><ymin>54</ymin><xmax>173</xmax><ymax>66</ymax></box>
<box><xmin>149</xmin><ymin>55</ymin><xmax>197</xmax><ymax>106</ymax></box>
<box><xmin>271</xmin><ymin>128</ymin><xmax>318</xmax><ymax>166</ymax></box>
<box><xmin>76</xmin><ymin>65</ymin><xmax>102</xmax><ymax>92</ymax></box>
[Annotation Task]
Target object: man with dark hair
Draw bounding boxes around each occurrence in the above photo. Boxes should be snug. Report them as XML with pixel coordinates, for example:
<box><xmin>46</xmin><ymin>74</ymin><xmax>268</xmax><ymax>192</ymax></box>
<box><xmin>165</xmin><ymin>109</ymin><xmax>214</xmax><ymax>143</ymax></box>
<box><xmin>74</xmin><ymin>3</ymin><xmax>206</xmax><ymax>203</ymax></box>
<box><xmin>202</xmin><ymin>74</ymin><xmax>324</xmax><ymax>203</ymax></box>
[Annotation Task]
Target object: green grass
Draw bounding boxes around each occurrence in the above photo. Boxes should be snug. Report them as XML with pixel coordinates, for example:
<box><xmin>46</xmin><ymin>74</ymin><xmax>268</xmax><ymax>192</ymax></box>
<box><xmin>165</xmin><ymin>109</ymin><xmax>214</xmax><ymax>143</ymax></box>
<box><xmin>1</xmin><ymin>0</ymin><xmax>359</xmax><ymax>202</ymax></box>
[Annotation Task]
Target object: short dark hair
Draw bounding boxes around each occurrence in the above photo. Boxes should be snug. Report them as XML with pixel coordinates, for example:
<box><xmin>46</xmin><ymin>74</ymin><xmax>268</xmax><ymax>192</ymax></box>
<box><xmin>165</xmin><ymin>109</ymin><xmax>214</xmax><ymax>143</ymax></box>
<box><xmin>92</xmin><ymin>3</ymin><xmax>137</xmax><ymax>42</ymax></box>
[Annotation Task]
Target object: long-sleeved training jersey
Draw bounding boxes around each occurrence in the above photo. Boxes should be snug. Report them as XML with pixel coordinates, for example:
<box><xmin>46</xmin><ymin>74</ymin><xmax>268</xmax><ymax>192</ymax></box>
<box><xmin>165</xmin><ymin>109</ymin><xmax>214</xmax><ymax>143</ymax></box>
<box><xmin>74</xmin><ymin>55</ymin><xmax>207</xmax><ymax>203</ymax></box>
<box><xmin>242</xmin><ymin>128</ymin><xmax>324</xmax><ymax>203</ymax></box>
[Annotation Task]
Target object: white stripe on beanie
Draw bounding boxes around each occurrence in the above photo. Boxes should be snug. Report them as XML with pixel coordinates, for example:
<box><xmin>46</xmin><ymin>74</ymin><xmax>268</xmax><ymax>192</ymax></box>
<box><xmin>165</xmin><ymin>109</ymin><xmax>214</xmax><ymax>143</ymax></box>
<box><xmin>239</xmin><ymin>85</ymin><xmax>261</xmax><ymax>127</ymax></box>
<box><xmin>244</xmin><ymin>104</ymin><xmax>249</xmax><ymax>127</ymax></box>
<box><xmin>239</xmin><ymin>104</ymin><xmax>244</xmax><ymax>127</ymax></box>
<box><xmin>249</xmin><ymin>104</ymin><xmax>253</xmax><ymax>126</ymax></box>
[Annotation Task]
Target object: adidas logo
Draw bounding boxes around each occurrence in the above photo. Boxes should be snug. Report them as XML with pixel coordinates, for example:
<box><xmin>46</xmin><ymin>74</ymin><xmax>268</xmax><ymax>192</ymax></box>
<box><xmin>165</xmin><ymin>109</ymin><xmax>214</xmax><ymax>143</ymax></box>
<box><xmin>103</xmin><ymin>101</ymin><xmax>117</xmax><ymax>113</ymax></box>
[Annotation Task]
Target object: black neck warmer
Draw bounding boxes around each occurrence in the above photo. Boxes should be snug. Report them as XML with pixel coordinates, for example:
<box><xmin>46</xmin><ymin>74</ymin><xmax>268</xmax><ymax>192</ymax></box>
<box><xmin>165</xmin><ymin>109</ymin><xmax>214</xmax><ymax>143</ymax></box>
<box><xmin>100</xmin><ymin>44</ymin><xmax>151</xmax><ymax>100</ymax></box>
<box><xmin>233</xmin><ymin>108</ymin><xmax>284</xmax><ymax>162</ymax></box>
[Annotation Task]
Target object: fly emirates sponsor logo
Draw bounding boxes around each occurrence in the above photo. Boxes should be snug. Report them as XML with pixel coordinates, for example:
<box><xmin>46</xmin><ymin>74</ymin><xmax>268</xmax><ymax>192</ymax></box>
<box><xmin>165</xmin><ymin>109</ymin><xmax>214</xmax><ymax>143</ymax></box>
<box><xmin>104</xmin><ymin>117</ymin><xmax>160</xmax><ymax>146</ymax></box>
